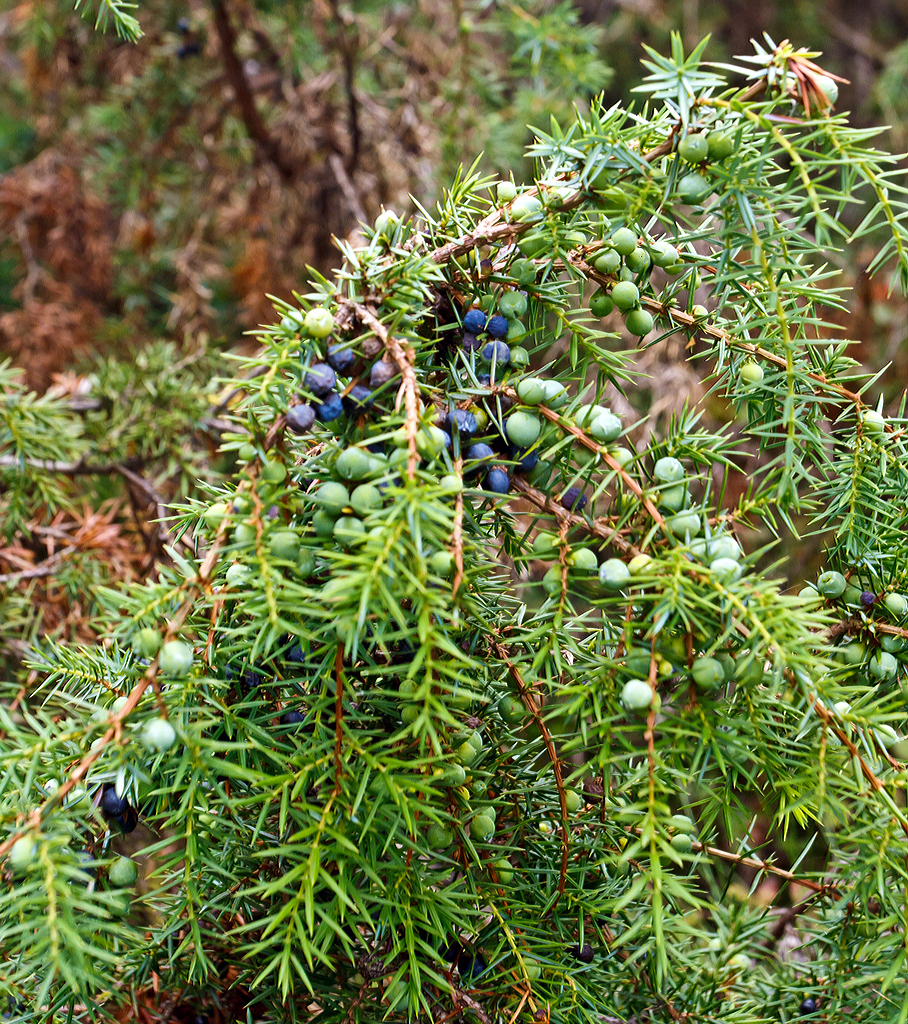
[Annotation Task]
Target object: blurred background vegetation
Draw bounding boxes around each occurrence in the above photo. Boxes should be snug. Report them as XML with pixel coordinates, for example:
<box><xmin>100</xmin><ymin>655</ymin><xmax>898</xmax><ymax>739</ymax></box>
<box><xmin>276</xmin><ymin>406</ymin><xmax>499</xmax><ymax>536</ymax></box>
<box><xmin>1</xmin><ymin>0</ymin><xmax>907</xmax><ymax>659</ymax></box>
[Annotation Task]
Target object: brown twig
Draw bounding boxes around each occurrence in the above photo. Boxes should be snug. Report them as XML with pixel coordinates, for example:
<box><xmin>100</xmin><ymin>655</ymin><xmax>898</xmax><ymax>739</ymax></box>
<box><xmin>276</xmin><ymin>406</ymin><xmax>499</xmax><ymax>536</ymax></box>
<box><xmin>349</xmin><ymin>302</ymin><xmax>420</xmax><ymax>479</ymax></box>
<box><xmin>210</xmin><ymin>0</ymin><xmax>295</xmax><ymax>180</ymax></box>
<box><xmin>495</xmin><ymin>644</ymin><xmax>570</xmax><ymax>912</ymax></box>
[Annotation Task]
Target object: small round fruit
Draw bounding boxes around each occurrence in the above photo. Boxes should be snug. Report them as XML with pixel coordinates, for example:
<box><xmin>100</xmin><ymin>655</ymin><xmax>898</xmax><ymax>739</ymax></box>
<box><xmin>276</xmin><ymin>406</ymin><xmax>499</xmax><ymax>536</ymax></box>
<box><xmin>654</xmin><ymin>456</ymin><xmax>684</xmax><ymax>484</ymax></box>
<box><xmin>132</xmin><ymin>628</ymin><xmax>162</xmax><ymax>659</ymax></box>
<box><xmin>670</xmin><ymin>833</ymin><xmax>693</xmax><ymax>854</ymax></box>
<box><xmin>496</xmin><ymin>181</ymin><xmax>518</xmax><ymax>204</ymax></box>
<box><xmin>542</xmin><ymin>380</ymin><xmax>568</xmax><ymax>408</ymax></box>
<box><xmin>870</xmin><ymin>651</ymin><xmax>898</xmax><ymax>681</ymax></box>
<box><xmin>140</xmin><ymin>717</ymin><xmax>177</xmax><ymax>753</ymax></box>
<box><xmin>691</xmin><ymin>656</ymin><xmax>724</xmax><ymax>690</ymax></box>
<box><xmin>428</xmin><ymin>550</ymin><xmax>454</xmax><ymax>577</ymax></box>
<box><xmin>669</xmin><ymin>813</ymin><xmax>696</xmax><ymax>834</ymax></box>
<box><xmin>108</xmin><ymin>855</ymin><xmax>139</xmax><ymax>887</ymax></box>
<box><xmin>564</xmin><ymin>789</ymin><xmax>582</xmax><ymax>814</ymax></box>
<box><xmin>486</xmin><ymin>467</ymin><xmax>510</xmax><ymax>494</ymax></box>
<box><xmin>658</xmin><ymin>484</ymin><xmax>688</xmax><ymax>512</ymax></box>
<box><xmin>541</xmin><ymin>566</ymin><xmax>563</xmax><ymax>596</ymax></box>
<box><xmin>628</xmin><ymin>553</ymin><xmax>652</xmax><ymax>574</ymax></box>
<box><xmin>588</xmin><ymin>412</ymin><xmax>622</xmax><ymax>444</ymax></box>
<box><xmin>159</xmin><ymin>640</ymin><xmax>193</xmax><ymax>677</ymax></box>
<box><xmin>499</xmin><ymin>291</ymin><xmax>528</xmax><ymax>318</ymax></box>
<box><xmin>225</xmin><ymin>563</ymin><xmax>252</xmax><ymax>586</ymax></box>
<box><xmin>678</xmin><ymin>134</ymin><xmax>708</xmax><ymax>163</ymax></box>
<box><xmin>470</xmin><ymin>815</ymin><xmax>495</xmax><ymax>841</ymax></box>
<box><xmin>569</xmin><ymin>547</ymin><xmax>598</xmax><ymax>572</ymax></box>
<box><xmin>499</xmin><ymin>695</ymin><xmax>526</xmax><ymax>725</ymax></box>
<box><xmin>268</xmin><ymin>530</ymin><xmax>300</xmax><ymax>561</ymax></box>
<box><xmin>350</xmin><ymin>484</ymin><xmax>382</xmax><ymax>516</ymax></box>
<box><xmin>508</xmin><ymin>344</ymin><xmax>530</xmax><ymax>366</ymax></box>
<box><xmin>798</xmin><ymin>997</ymin><xmax>818</xmax><ymax>1016</ymax></box>
<box><xmin>651</xmin><ymin>241</ymin><xmax>679</xmax><ymax>267</ymax></box>
<box><xmin>286</xmin><ymin>403</ymin><xmax>315</xmax><ymax>434</ymax></box>
<box><xmin>590</xmin><ymin>290</ymin><xmax>614</xmax><ymax>318</ymax></box>
<box><xmin>609</xmin><ymin>446</ymin><xmax>635</xmax><ymax>469</ymax></box>
<box><xmin>522</xmin><ymin>958</ymin><xmax>542</xmax><ymax>981</ymax></box>
<box><xmin>8</xmin><ymin>835</ymin><xmax>37</xmax><ymax>874</ymax></box>
<box><xmin>610</xmin><ymin>227</ymin><xmax>637</xmax><ymax>256</ymax></box>
<box><xmin>571</xmin><ymin>943</ymin><xmax>594</xmax><ymax>963</ymax></box>
<box><xmin>677</xmin><ymin>172</ymin><xmax>711</xmax><ymax>203</ymax></box>
<box><xmin>885</xmin><ymin>593</ymin><xmax>908</xmax><ymax>619</ymax></box>
<box><xmin>516</xmin><ymin>377</ymin><xmax>546</xmax><ymax>406</ymax></box>
<box><xmin>435</xmin><ymin>763</ymin><xmax>467</xmax><ymax>787</ymax></box>
<box><xmin>710</xmin><ymin>557</ymin><xmax>742</xmax><ymax>582</ymax></box>
<box><xmin>463</xmin><ymin>308</ymin><xmax>487</xmax><ymax>333</ymax></box>
<box><xmin>599</xmin><ymin>558</ymin><xmax>630</xmax><ymax>590</ymax></box>
<box><xmin>817</xmin><ymin>571</ymin><xmax>847</xmax><ymax>598</ymax></box>
<box><xmin>837</xmin><ymin>641</ymin><xmax>866</xmax><ymax>665</ymax></box>
<box><xmin>813</xmin><ymin>74</ymin><xmax>838</xmax><ymax>106</ymax></box>
<box><xmin>510</xmin><ymin>194</ymin><xmax>544</xmax><ymax>223</ymax></box>
<box><xmin>624</xmin><ymin>308</ymin><xmax>654</xmax><ymax>336</ymax></box>
<box><xmin>592</xmin><ymin>248</ymin><xmax>621</xmax><ymax>274</ymax></box>
<box><xmin>706</xmin><ymin>130</ymin><xmax>735</xmax><ymax>160</ymax></box>
<box><xmin>334</xmin><ymin>516</ymin><xmax>366</xmax><ymax>546</ymax></box>
<box><xmin>260</xmin><ymin>458</ymin><xmax>286</xmax><ymax>484</ymax></box>
<box><xmin>506</xmin><ymin>411</ymin><xmax>542</xmax><ymax>448</ymax></box>
<box><xmin>739</xmin><ymin>360</ymin><xmax>764</xmax><ymax>387</ymax></box>
<box><xmin>490</xmin><ymin>857</ymin><xmax>514</xmax><ymax>883</ymax></box>
<box><xmin>621</xmin><ymin>679</ymin><xmax>655</xmax><ymax>710</ymax></box>
<box><xmin>202</xmin><ymin>501</ymin><xmax>229</xmax><ymax>531</ymax></box>
<box><xmin>625</xmin><ymin>246</ymin><xmax>651</xmax><ymax>275</ymax></box>
<box><xmin>882</xmin><ymin>634</ymin><xmax>908</xmax><ymax>654</ymax></box>
<box><xmin>427</xmin><ymin>823</ymin><xmax>454</xmax><ymax>849</ymax></box>
<box><xmin>709</xmin><ymin>535</ymin><xmax>742</xmax><ymax>562</ymax></box>
<box><xmin>304</xmin><ymin>308</ymin><xmax>335</xmax><ymax>338</ymax></box>
<box><xmin>798</xmin><ymin>584</ymin><xmax>819</xmax><ymax>601</ymax></box>
<box><xmin>335</xmin><ymin>447</ymin><xmax>372</xmax><ymax>481</ymax></box>
<box><xmin>315</xmin><ymin>481</ymin><xmax>350</xmax><ymax>515</ymax></box>
<box><xmin>862</xmin><ymin>410</ymin><xmax>886</xmax><ymax>435</ymax></box>
<box><xmin>374</xmin><ymin>209</ymin><xmax>399</xmax><ymax>234</ymax></box>
<box><xmin>666</xmin><ymin>512</ymin><xmax>701</xmax><ymax>538</ymax></box>
<box><xmin>610</xmin><ymin>281</ymin><xmax>639</xmax><ymax>311</ymax></box>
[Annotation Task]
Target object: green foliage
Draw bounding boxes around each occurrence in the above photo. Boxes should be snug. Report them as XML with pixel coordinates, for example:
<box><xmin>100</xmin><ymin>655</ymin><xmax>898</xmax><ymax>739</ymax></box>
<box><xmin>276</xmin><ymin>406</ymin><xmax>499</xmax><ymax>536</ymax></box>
<box><xmin>6</xmin><ymin>28</ymin><xmax>908</xmax><ymax>1024</ymax></box>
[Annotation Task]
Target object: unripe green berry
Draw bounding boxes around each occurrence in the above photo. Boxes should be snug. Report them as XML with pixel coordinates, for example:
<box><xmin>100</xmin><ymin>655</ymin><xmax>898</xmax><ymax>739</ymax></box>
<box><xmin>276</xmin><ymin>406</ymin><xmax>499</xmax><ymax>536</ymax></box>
<box><xmin>885</xmin><ymin>593</ymin><xmax>908</xmax><ymax>619</ymax></box>
<box><xmin>108</xmin><ymin>855</ymin><xmax>139</xmax><ymax>887</ymax></box>
<box><xmin>654</xmin><ymin>456</ymin><xmax>685</xmax><ymax>483</ymax></box>
<box><xmin>132</xmin><ymin>628</ymin><xmax>162</xmax><ymax>659</ymax></box>
<box><xmin>817</xmin><ymin>571</ymin><xmax>847</xmax><ymax>598</ymax></box>
<box><xmin>862</xmin><ymin>410</ymin><xmax>886</xmax><ymax>435</ymax></box>
<box><xmin>599</xmin><ymin>558</ymin><xmax>630</xmax><ymax>589</ymax></box>
<box><xmin>610</xmin><ymin>281</ymin><xmax>639</xmax><ymax>311</ymax></box>
<box><xmin>691</xmin><ymin>656</ymin><xmax>724</xmax><ymax>690</ymax></box>
<box><xmin>621</xmin><ymin>679</ymin><xmax>655</xmax><ymax>711</ymax></box>
<box><xmin>159</xmin><ymin>640</ymin><xmax>193</xmax><ymax>677</ymax></box>
<box><xmin>739</xmin><ymin>360</ymin><xmax>764</xmax><ymax>387</ymax></box>
<box><xmin>140</xmin><ymin>717</ymin><xmax>177</xmax><ymax>753</ymax></box>
<box><xmin>304</xmin><ymin>307</ymin><xmax>335</xmax><ymax>338</ymax></box>
<box><xmin>610</xmin><ymin>227</ymin><xmax>637</xmax><ymax>256</ymax></box>
<box><xmin>678</xmin><ymin>134</ymin><xmax>709</xmax><ymax>163</ymax></box>
<box><xmin>624</xmin><ymin>308</ymin><xmax>654</xmax><ymax>337</ymax></box>
<box><xmin>706</xmin><ymin>130</ymin><xmax>735</xmax><ymax>160</ymax></box>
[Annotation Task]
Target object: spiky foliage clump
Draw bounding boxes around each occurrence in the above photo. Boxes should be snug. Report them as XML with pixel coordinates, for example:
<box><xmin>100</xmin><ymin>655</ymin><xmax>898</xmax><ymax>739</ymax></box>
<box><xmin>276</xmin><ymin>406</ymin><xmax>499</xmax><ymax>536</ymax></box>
<box><xmin>4</xmin><ymin>33</ymin><xmax>908</xmax><ymax>1024</ymax></box>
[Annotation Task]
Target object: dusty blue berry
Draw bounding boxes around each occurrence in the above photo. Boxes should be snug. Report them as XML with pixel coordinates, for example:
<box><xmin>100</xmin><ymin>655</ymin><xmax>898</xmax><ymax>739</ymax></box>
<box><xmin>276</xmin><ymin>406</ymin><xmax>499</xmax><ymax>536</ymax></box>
<box><xmin>486</xmin><ymin>468</ymin><xmax>510</xmax><ymax>493</ymax></box>
<box><xmin>286</xmin><ymin>404</ymin><xmax>315</xmax><ymax>434</ymax></box>
<box><xmin>316</xmin><ymin>393</ymin><xmax>344</xmax><ymax>421</ymax></box>
<box><xmin>562</xmin><ymin>487</ymin><xmax>587</xmax><ymax>511</ymax></box>
<box><xmin>304</xmin><ymin>363</ymin><xmax>336</xmax><ymax>397</ymax></box>
<box><xmin>486</xmin><ymin>315</ymin><xmax>509</xmax><ymax>338</ymax></box>
<box><xmin>327</xmin><ymin>345</ymin><xmax>355</xmax><ymax>373</ymax></box>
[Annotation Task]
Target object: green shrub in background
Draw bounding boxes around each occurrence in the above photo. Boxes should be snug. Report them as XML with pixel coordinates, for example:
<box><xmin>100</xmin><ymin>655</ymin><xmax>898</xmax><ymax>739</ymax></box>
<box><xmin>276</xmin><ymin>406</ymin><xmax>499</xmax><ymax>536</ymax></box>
<box><xmin>5</xmin><ymin>24</ymin><xmax>908</xmax><ymax>1024</ymax></box>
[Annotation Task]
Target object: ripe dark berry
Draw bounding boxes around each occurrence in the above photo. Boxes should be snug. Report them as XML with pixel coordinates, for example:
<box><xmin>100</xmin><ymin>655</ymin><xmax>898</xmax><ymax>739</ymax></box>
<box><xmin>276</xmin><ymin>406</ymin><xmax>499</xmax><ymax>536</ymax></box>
<box><xmin>343</xmin><ymin>384</ymin><xmax>374</xmax><ymax>413</ymax></box>
<box><xmin>369</xmin><ymin>360</ymin><xmax>397</xmax><ymax>388</ymax></box>
<box><xmin>327</xmin><ymin>344</ymin><xmax>355</xmax><ymax>373</ymax></box>
<box><xmin>511</xmin><ymin>446</ymin><xmax>539</xmax><ymax>472</ymax></box>
<box><xmin>286</xmin><ymin>403</ymin><xmax>315</xmax><ymax>434</ymax></box>
<box><xmin>447</xmin><ymin>409</ymin><xmax>478</xmax><ymax>436</ymax></box>
<box><xmin>242</xmin><ymin>669</ymin><xmax>263</xmax><ymax>690</ymax></box>
<box><xmin>477</xmin><ymin>373</ymin><xmax>492</xmax><ymax>386</ymax></box>
<box><xmin>570</xmin><ymin>942</ymin><xmax>594</xmax><ymax>963</ymax></box>
<box><xmin>462</xmin><ymin>332</ymin><xmax>482</xmax><ymax>351</ymax></box>
<box><xmin>482</xmin><ymin>340</ymin><xmax>511</xmax><ymax>365</ymax></box>
<box><xmin>798</xmin><ymin>997</ymin><xmax>818</xmax><ymax>1015</ymax></box>
<box><xmin>861</xmin><ymin>591</ymin><xmax>876</xmax><ymax>607</ymax></box>
<box><xmin>304</xmin><ymin>363</ymin><xmax>336</xmax><ymax>397</ymax></box>
<box><xmin>100</xmin><ymin>784</ymin><xmax>129</xmax><ymax>818</ymax></box>
<box><xmin>561</xmin><ymin>487</ymin><xmax>587</xmax><ymax>511</ymax></box>
<box><xmin>316</xmin><ymin>393</ymin><xmax>344</xmax><ymax>421</ymax></box>
<box><xmin>486</xmin><ymin>315</ymin><xmax>509</xmax><ymax>338</ymax></box>
<box><xmin>110</xmin><ymin>805</ymin><xmax>138</xmax><ymax>834</ymax></box>
<box><xmin>463</xmin><ymin>309</ymin><xmax>487</xmax><ymax>333</ymax></box>
<box><xmin>287</xmin><ymin>644</ymin><xmax>306</xmax><ymax>663</ymax></box>
<box><xmin>281</xmin><ymin>710</ymin><xmax>306</xmax><ymax>725</ymax></box>
<box><xmin>486</xmin><ymin>467</ymin><xmax>510</xmax><ymax>493</ymax></box>
<box><xmin>466</xmin><ymin>443</ymin><xmax>495</xmax><ymax>464</ymax></box>
<box><xmin>440</xmin><ymin>939</ymin><xmax>463</xmax><ymax>963</ymax></box>
<box><xmin>457</xmin><ymin>952</ymin><xmax>487</xmax><ymax>979</ymax></box>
